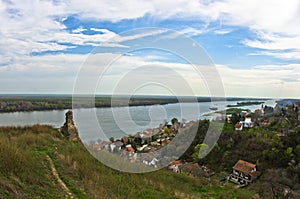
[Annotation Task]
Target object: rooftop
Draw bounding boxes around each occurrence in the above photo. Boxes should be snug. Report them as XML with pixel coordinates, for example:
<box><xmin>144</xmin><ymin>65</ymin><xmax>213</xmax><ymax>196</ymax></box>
<box><xmin>233</xmin><ymin>160</ymin><xmax>256</xmax><ymax>175</ymax></box>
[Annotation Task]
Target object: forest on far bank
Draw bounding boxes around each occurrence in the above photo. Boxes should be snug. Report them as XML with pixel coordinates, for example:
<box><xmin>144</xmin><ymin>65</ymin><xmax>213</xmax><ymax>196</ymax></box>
<box><xmin>0</xmin><ymin>95</ymin><xmax>267</xmax><ymax>113</ymax></box>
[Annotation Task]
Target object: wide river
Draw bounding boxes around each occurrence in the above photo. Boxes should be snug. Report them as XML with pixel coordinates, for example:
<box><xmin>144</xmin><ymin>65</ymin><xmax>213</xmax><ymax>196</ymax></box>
<box><xmin>0</xmin><ymin>100</ymin><xmax>275</xmax><ymax>142</ymax></box>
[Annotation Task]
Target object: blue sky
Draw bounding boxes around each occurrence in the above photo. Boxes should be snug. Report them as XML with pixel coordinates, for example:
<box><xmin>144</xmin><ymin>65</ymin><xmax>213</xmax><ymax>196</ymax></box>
<box><xmin>0</xmin><ymin>0</ymin><xmax>300</xmax><ymax>98</ymax></box>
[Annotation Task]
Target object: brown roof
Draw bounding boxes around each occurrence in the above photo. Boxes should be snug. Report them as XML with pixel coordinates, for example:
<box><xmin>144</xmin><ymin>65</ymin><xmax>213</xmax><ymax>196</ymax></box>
<box><xmin>255</xmin><ymin>109</ymin><xmax>263</xmax><ymax>113</ymax></box>
<box><xmin>126</xmin><ymin>146</ymin><xmax>135</xmax><ymax>153</ymax></box>
<box><xmin>162</xmin><ymin>139</ymin><xmax>171</xmax><ymax>144</ymax></box>
<box><xmin>232</xmin><ymin>160</ymin><xmax>256</xmax><ymax>175</ymax></box>
<box><xmin>169</xmin><ymin>160</ymin><xmax>182</xmax><ymax>166</ymax></box>
<box><xmin>235</xmin><ymin>123</ymin><xmax>242</xmax><ymax>128</ymax></box>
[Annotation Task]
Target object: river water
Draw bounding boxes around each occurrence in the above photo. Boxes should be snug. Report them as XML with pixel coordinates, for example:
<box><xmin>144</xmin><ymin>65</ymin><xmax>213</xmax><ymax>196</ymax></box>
<box><xmin>0</xmin><ymin>100</ymin><xmax>275</xmax><ymax>142</ymax></box>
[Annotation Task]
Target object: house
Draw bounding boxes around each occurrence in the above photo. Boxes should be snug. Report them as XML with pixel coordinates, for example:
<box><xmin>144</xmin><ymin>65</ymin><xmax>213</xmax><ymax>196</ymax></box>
<box><xmin>110</xmin><ymin>141</ymin><xmax>124</xmax><ymax>152</ymax></box>
<box><xmin>235</xmin><ymin>115</ymin><xmax>254</xmax><ymax>130</ymax></box>
<box><xmin>241</xmin><ymin>111</ymin><xmax>248</xmax><ymax>117</ymax></box>
<box><xmin>172</xmin><ymin>122</ymin><xmax>180</xmax><ymax>132</ymax></box>
<box><xmin>97</xmin><ymin>141</ymin><xmax>111</xmax><ymax>151</ymax></box>
<box><xmin>92</xmin><ymin>143</ymin><xmax>100</xmax><ymax>150</ymax></box>
<box><xmin>140</xmin><ymin>153</ymin><xmax>159</xmax><ymax>168</ymax></box>
<box><xmin>244</xmin><ymin>116</ymin><xmax>254</xmax><ymax>128</ymax></box>
<box><xmin>166</xmin><ymin>122</ymin><xmax>172</xmax><ymax>129</ymax></box>
<box><xmin>229</xmin><ymin>160</ymin><xmax>261</xmax><ymax>185</ymax></box>
<box><xmin>161</xmin><ymin>138</ymin><xmax>171</xmax><ymax>146</ymax></box>
<box><xmin>168</xmin><ymin>160</ymin><xmax>182</xmax><ymax>173</ymax></box>
<box><xmin>137</xmin><ymin>144</ymin><xmax>148</xmax><ymax>152</ymax></box>
<box><xmin>235</xmin><ymin>123</ymin><xmax>243</xmax><ymax>131</ymax></box>
<box><xmin>92</xmin><ymin>141</ymin><xmax>111</xmax><ymax>151</ymax></box>
<box><xmin>135</xmin><ymin>129</ymin><xmax>153</xmax><ymax>145</ymax></box>
<box><xmin>150</xmin><ymin>158</ymin><xmax>159</xmax><ymax>167</ymax></box>
<box><xmin>126</xmin><ymin>144</ymin><xmax>135</xmax><ymax>153</ymax></box>
<box><xmin>254</xmin><ymin>109</ymin><xmax>264</xmax><ymax>115</ymax></box>
<box><xmin>150</xmin><ymin>141</ymin><xmax>160</xmax><ymax>146</ymax></box>
<box><xmin>226</xmin><ymin>114</ymin><xmax>232</xmax><ymax>123</ymax></box>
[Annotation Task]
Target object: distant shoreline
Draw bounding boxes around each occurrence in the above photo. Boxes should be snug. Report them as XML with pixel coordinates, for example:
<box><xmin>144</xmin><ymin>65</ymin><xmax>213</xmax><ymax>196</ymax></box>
<box><xmin>0</xmin><ymin>95</ymin><xmax>272</xmax><ymax>113</ymax></box>
<box><xmin>226</xmin><ymin>101</ymin><xmax>264</xmax><ymax>107</ymax></box>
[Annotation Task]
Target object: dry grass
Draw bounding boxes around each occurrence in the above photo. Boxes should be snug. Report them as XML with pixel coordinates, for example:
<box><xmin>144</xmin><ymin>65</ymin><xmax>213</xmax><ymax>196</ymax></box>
<box><xmin>0</xmin><ymin>125</ymin><xmax>254</xmax><ymax>199</ymax></box>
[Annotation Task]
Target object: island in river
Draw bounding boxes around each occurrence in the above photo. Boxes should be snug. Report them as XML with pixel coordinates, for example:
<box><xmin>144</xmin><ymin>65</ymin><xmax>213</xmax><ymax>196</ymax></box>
<box><xmin>226</xmin><ymin>101</ymin><xmax>264</xmax><ymax>107</ymax></box>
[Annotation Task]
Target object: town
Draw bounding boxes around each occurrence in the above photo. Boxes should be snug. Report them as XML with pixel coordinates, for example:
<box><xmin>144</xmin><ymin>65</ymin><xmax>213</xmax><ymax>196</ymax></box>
<box><xmin>88</xmin><ymin>99</ymin><xmax>300</xmax><ymax>196</ymax></box>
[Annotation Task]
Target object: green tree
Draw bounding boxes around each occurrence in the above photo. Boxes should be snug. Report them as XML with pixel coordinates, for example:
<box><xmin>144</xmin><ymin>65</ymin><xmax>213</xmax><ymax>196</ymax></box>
<box><xmin>192</xmin><ymin>143</ymin><xmax>209</xmax><ymax>161</ymax></box>
<box><xmin>109</xmin><ymin>137</ymin><xmax>114</xmax><ymax>143</ymax></box>
<box><xmin>171</xmin><ymin>118</ymin><xmax>178</xmax><ymax>125</ymax></box>
<box><xmin>163</xmin><ymin>127</ymin><xmax>171</xmax><ymax>137</ymax></box>
<box><xmin>230</xmin><ymin>113</ymin><xmax>240</xmax><ymax>124</ymax></box>
<box><xmin>285</xmin><ymin>147</ymin><xmax>293</xmax><ymax>158</ymax></box>
<box><xmin>295</xmin><ymin>145</ymin><xmax>300</xmax><ymax>159</ymax></box>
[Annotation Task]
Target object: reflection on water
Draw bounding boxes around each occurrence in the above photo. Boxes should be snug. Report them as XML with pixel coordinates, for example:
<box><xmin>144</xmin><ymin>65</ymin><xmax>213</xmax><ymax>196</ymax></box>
<box><xmin>0</xmin><ymin>100</ymin><xmax>275</xmax><ymax>142</ymax></box>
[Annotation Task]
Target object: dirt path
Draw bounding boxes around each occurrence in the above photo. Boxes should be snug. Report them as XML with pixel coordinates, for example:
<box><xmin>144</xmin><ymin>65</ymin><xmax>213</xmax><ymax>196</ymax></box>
<box><xmin>46</xmin><ymin>155</ymin><xmax>74</xmax><ymax>198</ymax></box>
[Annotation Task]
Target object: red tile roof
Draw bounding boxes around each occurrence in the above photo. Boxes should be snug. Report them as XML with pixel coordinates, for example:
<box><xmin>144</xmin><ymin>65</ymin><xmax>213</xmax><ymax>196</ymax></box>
<box><xmin>235</xmin><ymin>123</ymin><xmax>242</xmax><ymax>128</ymax></box>
<box><xmin>169</xmin><ymin>160</ymin><xmax>182</xmax><ymax>166</ymax></box>
<box><xmin>162</xmin><ymin>139</ymin><xmax>171</xmax><ymax>144</ymax></box>
<box><xmin>232</xmin><ymin>160</ymin><xmax>256</xmax><ymax>175</ymax></box>
<box><xmin>255</xmin><ymin>109</ymin><xmax>263</xmax><ymax>113</ymax></box>
<box><xmin>126</xmin><ymin>145</ymin><xmax>135</xmax><ymax>153</ymax></box>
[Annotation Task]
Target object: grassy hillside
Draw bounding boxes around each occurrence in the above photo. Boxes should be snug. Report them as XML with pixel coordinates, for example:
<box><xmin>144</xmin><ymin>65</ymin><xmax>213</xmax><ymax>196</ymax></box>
<box><xmin>0</xmin><ymin>125</ymin><xmax>255</xmax><ymax>199</ymax></box>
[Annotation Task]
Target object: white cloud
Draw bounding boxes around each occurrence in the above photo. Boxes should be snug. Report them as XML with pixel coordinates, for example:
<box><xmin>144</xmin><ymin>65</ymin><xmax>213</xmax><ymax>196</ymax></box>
<box><xmin>179</xmin><ymin>27</ymin><xmax>208</xmax><ymax>37</ymax></box>
<box><xmin>260</xmin><ymin>51</ymin><xmax>300</xmax><ymax>60</ymax></box>
<box><xmin>1</xmin><ymin>49</ymin><xmax>299</xmax><ymax>97</ymax></box>
<box><xmin>112</xmin><ymin>29</ymin><xmax>168</xmax><ymax>43</ymax></box>
<box><xmin>0</xmin><ymin>53</ymin><xmax>87</xmax><ymax>76</ymax></box>
<box><xmin>50</xmin><ymin>30</ymin><xmax>117</xmax><ymax>46</ymax></box>
<box><xmin>1</xmin><ymin>0</ymin><xmax>300</xmax><ymax>95</ymax></box>
<box><xmin>90</xmin><ymin>28</ymin><xmax>112</xmax><ymax>33</ymax></box>
<box><xmin>216</xmin><ymin>63</ymin><xmax>300</xmax><ymax>97</ymax></box>
<box><xmin>98</xmin><ymin>29</ymin><xmax>168</xmax><ymax>48</ymax></box>
<box><xmin>0</xmin><ymin>0</ymin><xmax>118</xmax><ymax>60</ymax></box>
<box><xmin>213</xmin><ymin>29</ymin><xmax>232</xmax><ymax>35</ymax></box>
<box><xmin>243</xmin><ymin>31</ymin><xmax>300</xmax><ymax>60</ymax></box>
<box><xmin>72</xmin><ymin>26</ymin><xmax>87</xmax><ymax>33</ymax></box>
<box><xmin>220</xmin><ymin>0</ymin><xmax>300</xmax><ymax>34</ymax></box>
<box><xmin>218</xmin><ymin>0</ymin><xmax>300</xmax><ymax>60</ymax></box>
<box><xmin>244</xmin><ymin>33</ymin><xmax>300</xmax><ymax>51</ymax></box>
<box><xmin>2</xmin><ymin>0</ymin><xmax>300</xmax><ymax>59</ymax></box>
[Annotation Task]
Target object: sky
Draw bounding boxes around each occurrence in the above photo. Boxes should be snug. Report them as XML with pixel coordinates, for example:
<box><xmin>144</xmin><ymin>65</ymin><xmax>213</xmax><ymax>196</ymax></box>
<box><xmin>0</xmin><ymin>0</ymin><xmax>300</xmax><ymax>98</ymax></box>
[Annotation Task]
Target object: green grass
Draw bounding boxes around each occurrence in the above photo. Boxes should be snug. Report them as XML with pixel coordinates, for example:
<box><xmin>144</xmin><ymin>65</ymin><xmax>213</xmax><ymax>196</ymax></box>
<box><xmin>0</xmin><ymin>125</ymin><xmax>257</xmax><ymax>199</ymax></box>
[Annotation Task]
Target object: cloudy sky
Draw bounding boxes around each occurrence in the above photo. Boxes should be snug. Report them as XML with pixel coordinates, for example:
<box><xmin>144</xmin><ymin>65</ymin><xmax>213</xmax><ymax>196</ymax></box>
<box><xmin>0</xmin><ymin>0</ymin><xmax>300</xmax><ymax>98</ymax></box>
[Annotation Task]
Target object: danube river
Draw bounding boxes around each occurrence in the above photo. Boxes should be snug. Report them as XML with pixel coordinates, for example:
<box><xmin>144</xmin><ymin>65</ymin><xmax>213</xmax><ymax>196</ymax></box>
<box><xmin>0</xmin><ymin>100</ymin><xmax>275</xmax><ymax>142</ymax></box>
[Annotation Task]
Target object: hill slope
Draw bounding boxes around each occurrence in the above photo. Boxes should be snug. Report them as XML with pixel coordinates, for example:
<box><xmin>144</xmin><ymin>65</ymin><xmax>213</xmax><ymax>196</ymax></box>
<box><xmin>0</xmin><ymin>125</ymin><xmax>255</xmax><ymax>199</ymax></box>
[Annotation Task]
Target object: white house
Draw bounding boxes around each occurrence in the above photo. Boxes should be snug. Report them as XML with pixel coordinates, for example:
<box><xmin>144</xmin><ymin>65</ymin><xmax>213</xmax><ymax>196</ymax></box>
<box><xmin>243</xmin><ymin>117</ymin><xmax>254</xmax><ymax>128</ymax></box>
<box><xmin>169</xmin><ymin>160</ymin><xmax>182</xmax><ymax>173</ymax></box>
<box><xmin>110</xmin><ymin>141</ymin><xmax>123</xmax><ymax>152</ymax></box>
<box><xmin>229</xmin><ymin>160</ymin><xmax>261</xmax><ymax>185</ymax></box>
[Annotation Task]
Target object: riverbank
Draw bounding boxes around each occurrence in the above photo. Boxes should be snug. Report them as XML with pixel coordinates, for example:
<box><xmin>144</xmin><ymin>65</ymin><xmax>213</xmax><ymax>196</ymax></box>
<box><xmin>0</xmin><ymin>95</ymin><xmax>177</xmax><ymax>113</ymax></box>
<box><xmin>203</xmin><ymin>108</ymin><xmax>251</xmax><ymax>116</ymax></box>
<box><xmin>0</xmin><ymin>94</ymin><xmax>270</xmax><ymax>113</ymax></box>
<box><xmin>1</xmin><ymin>101</ymin><xmax>300</xmax><ymax>198</ymax></box>
<box><xmin>0</xmin><ymin>98</ymin><xmax>274</xmax><ymax>143</ymax></box>
<box><xmin>226</xmin><ymin>101</ymin><xmax>264</xmax><ymax>107</ymax></box>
